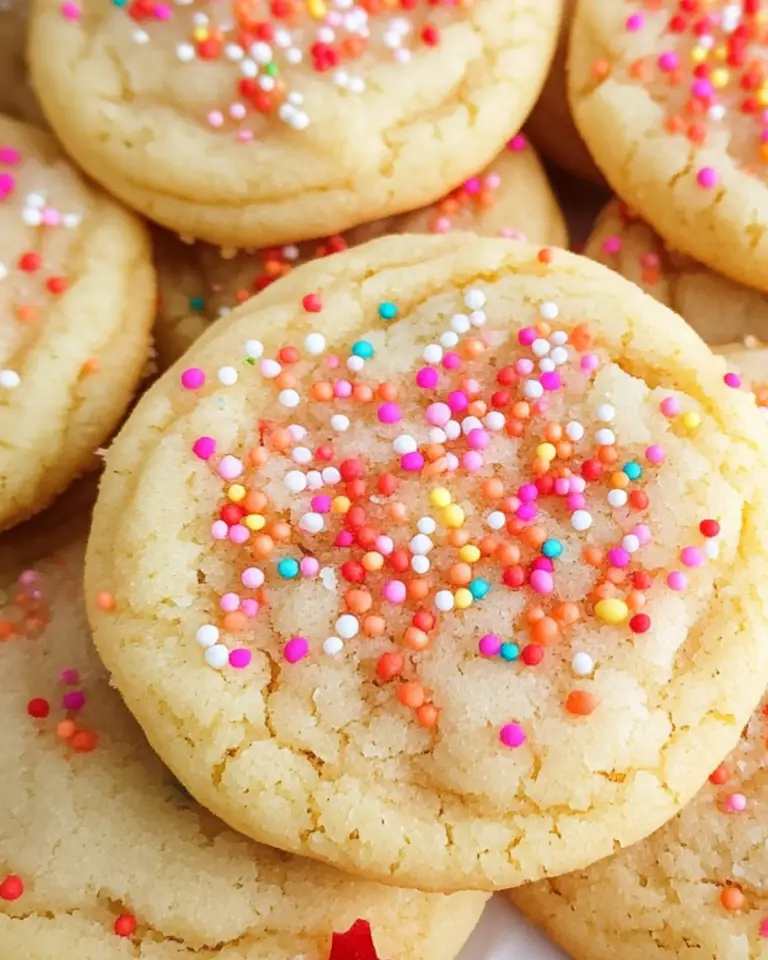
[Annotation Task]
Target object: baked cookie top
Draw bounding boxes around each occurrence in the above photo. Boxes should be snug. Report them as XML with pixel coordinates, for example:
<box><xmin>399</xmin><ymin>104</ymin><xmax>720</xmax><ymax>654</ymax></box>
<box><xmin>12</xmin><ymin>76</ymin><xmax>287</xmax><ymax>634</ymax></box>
<box><xmin>584</xmin><ymin>199</ymin><xmax>768</xmax><ymax>346</ymax></box>
<box><xmin>28</xmin><ymin>0</ymin><xmax>561</xmax><ymax>246</ymax></box>
<box><xmin>0</xmin><ymin>524</ymin><xmax>487</xmax><ymax>958</ymax></box>
<box><xmin>0</xmin><ymin>113</ymin><xmax>154</xmax><ymax>530</ymax></box>
<box><xmin>154</xmin><ymin>136</ymin><xmax>568</xmax><ymax>368</ymax></box>
<box><xmin>569</xmin><ymin>0</ymin><xmax>768</xmax><ymax>291</ymax></box>
<box><xmin>0</xmin><ymin>0</ymin><xmax>47</xmax><ymax>127</ymax></box>
<box><xmin>513</xmin><ymin>349</ymin><xmax>768</xmax><ymax>958</ymax></box>
<box><xmin>86</xmin><ymin>233</ymin><xmax>768</xmax><ymax>892</ymax></box>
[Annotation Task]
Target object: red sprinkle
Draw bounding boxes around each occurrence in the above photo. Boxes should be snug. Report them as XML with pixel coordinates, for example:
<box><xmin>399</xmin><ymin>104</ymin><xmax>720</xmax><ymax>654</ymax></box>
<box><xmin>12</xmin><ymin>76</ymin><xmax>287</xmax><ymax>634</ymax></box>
<box><xmin>0</xmin><ymin>876</ymin><xmax>23</xmax><ymax>901</ymax></box>
<box><xmin>27</xmin><ymin>697</ymin><xmax>50</xmax><ymax>718</ymax></box>
<box><xmin>302</xmin><ymin>292</ymin><xmax>322</xmax><ymax>312</ymax></box>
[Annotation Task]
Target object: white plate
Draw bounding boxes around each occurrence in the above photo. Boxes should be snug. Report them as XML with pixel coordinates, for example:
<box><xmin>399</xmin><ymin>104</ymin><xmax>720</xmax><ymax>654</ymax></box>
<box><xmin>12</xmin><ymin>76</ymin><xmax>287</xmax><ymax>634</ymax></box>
<box><xmin>457</xmin><ymin>896</ymin><xmax>569</xmax><ymax>960</ymax></box>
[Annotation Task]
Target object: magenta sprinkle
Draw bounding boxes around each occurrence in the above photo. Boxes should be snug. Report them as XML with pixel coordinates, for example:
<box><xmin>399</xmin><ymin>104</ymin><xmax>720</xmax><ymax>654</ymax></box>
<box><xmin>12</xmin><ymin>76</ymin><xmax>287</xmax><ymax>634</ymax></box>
<box><xmin>499</xmin><ymin>723</ymin><xmax>527</xmax><ymax>748</ymax></box>
<box><xmin>59</xmin><ymin>668</ymin><xmax>79</xmax><ymax>685</ymax></box>
<box><xmin>724</xmin><ymin>372</ymin><xmax>742</xmax><ymax>388</ymax></box>
<box><xmin>229</xmin><ymin>649</ymin><xmax>252</xmax><ymax>669</ymax></box>
<box><xmin>284</xmin><ymin>637</ymin><xmax>310</xmax><ymax>663</ymax></box>
<box><xmin>479</xmin><ymin>634</ymin><xmax>502</xmax><ymax>656</ymax></box>
<box><xmin>696</xmin><ymin>167</ymin><xmax>718</xmax><ymax>189</ymax></box>
<box><xmin>540</xmin><ymin>371</ymin><xmax>561</xmax><ymax>391</ymax></box>
<box><xmin>377</xmin><ymin>402</ymin><xmax>402</xmax><ymax>424</ymax></box>
<box><xmin>416</xmin><ymin>367</ymin><xmax>439</xmax><ymax>389</ymax></box>
<box><xmin>62</xmin><ymin>690</ymin><xmax>85</xmax><ymax>712</ymax></box>
<box><xmin>193</xmin><ymin>436</ymin><xmax>216</xmax><ymax>460</ymax></box>
<box><xmin>401</xmin><ymin>451</ymin><xmax>425</xmax><ymax>472</ymax></box>
<box><xmin>602</xmin><ymin>235</ymin><xmax>621</xmax><ymax>255</ymax></box>
<box><xmin>181</xmin><ymin>367</ymin><xmax>206</xmax><ymax>390</ymax></box>
<box><xmin>508</xmin><ymin>133</ymin><xmax>527</xmax><ymax>151</ymax></box>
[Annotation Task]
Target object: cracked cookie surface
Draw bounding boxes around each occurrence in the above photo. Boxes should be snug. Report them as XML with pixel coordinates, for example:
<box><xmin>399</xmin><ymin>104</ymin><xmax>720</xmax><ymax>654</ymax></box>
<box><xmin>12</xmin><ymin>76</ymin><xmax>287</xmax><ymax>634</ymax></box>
<box><xmin>86</xmin><ymin>233</ymin><xmax>768</xmax><ymax>892</ymax></box>
<box><xmin>0</xmin><ymin>114</ymin><xmax>155</xmax><ymax>531</ymax></box>
<box><xmin>154</xmin><ymin>136</ymin><xmax>568</xmax><ymax>369</ymax></box>
<box><xmin>569</xmin><ymin>0</ymin><xmax>768</xmax><ymax>292</ymax></box>
<box><xmin>0</xmin><ymin>521</ymin><xmax>487</xmax><ymax>959</ymax></box>
<box><xmin>28</xmin><ymin>0</ymin><xmax>561</xmax><ymax>247</ymax></box>
<box><xmin>584</xmin><ymin>199</ymin><xmax>768</xmax><ymax>346</ymax></box>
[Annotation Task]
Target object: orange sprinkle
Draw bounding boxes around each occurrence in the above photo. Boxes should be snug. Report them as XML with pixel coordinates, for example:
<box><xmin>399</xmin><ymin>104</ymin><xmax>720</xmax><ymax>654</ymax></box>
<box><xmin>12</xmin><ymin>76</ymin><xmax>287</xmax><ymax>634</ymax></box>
<box><xmin>570</xmin><ymin>324</ymin><xmax>592</xmax><ymax>351</ymax></box>
<box><xmin>448</xmin><ymin>563</ymin><xmax>472</xmax><ymax>586</ymax></box>
<box><xmin>416</xmin><ymin>703</ymin><xmax>439</xmax><ymax>728</ymax></box>
<box><xmin>554</xmin><ymin>602</ymin><xmax>580</xmax><ymax>625</ymax></box>
<box><xmin>269</xmin><ymin>521</ymin><xmax>291</xmax><ymax>541</ymax></box>
<box><xmin>482</xmin><ymin>478</ymin><xmax>504</xmax><ymax>499</ymax></box>
<box><xmin>376</xmin><ymin>651</ymin><xmax>403</xmax><ymax>681</ymax></box>
<box><xmin>584</xmin><ymin>547</ymin><xmax>604</xmax><ymax>567</ymax></box>
<box><xmin>448</xmin><ymin>529</ymin><xmax>470</xmax><ymax>548</ymax></box>
<box><xmin>57</xmin><ymin>719</ymin><xmax>76</xmax><ymax>740</ymax></box>
<box><xmin>522</xmin><ymin>525</ymin><xmax>546</xmax><ymax>549</ymax></box>
<box><xmin>537</xmin><ymin>247</ymin><xmax>553</xmax><ymax>264</ymax></box>
<box><xmin>565</xmin><ymin>691</ymin><xmax>598</xmax><ymax>716</ymax></box>
<box><xmin>407</xmin><ymin>579</ymin><xmax>429</xmax><ymax>602</ymax></box>
<box><xmin>352</xmin><ymin>383</ymin><xmax>373</xmax><ymax>403</ymax></box>
<box><xmin>71</xmin><ymin>730</ymin><xmax>99</xmax><ymax>753</ymax></box>
<box><xmin>526</xmin><ymin>606</ymin><xmax>545</xmax><ymax>624</ymax></box>
<box><xmin>598</xmin><ymin>446</ymin><xmax>618</xmax><ymax>465</ymax></box>
<box><xmin>398</xmin><ymin>681</ymin><xmax>425</xmax><ymax>709</ymax></box>
<box><xmin>345</xmin><ymin>588</ymin><xmax>372</xmax><ymax>614</ymax></box>
<box><xmin>544</xmin><ymin>423</ymin><xmax>562</xmax><ymax>442</ymax></box>
<box><xmin>80</xmin><ymin>357</ymin><xmax>100</xmax><ymax>376</ymax></box>
<box><xmin>247</xmin><ymin>447</ymin><xmax>268</xmax><ymax>468</ymax></box>
<box><xmin>496</xmin><ymin>543</ymin><xmax>521</xmax><ymax>566</ymax></box>
<box><xmin>95</xmin><ymin>591</ymin><xmax>115</xmax><ymax>612</ymax></box>
<box><xmin>364</xmin><ymin>615</ymin><xmax>386</xmax><ymax>637</ymax></box>
<box><xmin>270</xmin><ymin>428</ymin><xmax>292</xmax><ymax>452</ymax></box>
<box><xmin>222</xmin><ymin>612</ymin><xmax>247</xmax><ymax>632</ymax></box>
<box><xmin>627</xmin><ymin>590</ymin><xmax>646</xmax><ymax>612</ymax></box>
<box><xmin>463</xmin><ymin>338</ymin><xmax>485</xmax><ymax>358</ymax></box>
<box><xmin>592</xmin><ymin>57</ymin><xmax>611</xmax><ymax>79</ymax></box>
<box><xmin>402</xmin><ymin>626</ymin><xmax>429</xmax><ymax>651</ymax></box>
<box><xmin>252</xmin><ymin>534</ymin><xmax>274</xmax><ymax>557</ymax></box>
<box><xmin>388</xmin><ymin>502</ymin><xmax>407</xmax><ymax>523</ymax></box>
<box><xmin>378</xmin><ymin>381</ymin><xmax>397</xmax><ymax>401</ymax></box>
<box><xmin>479</xmin><ymin>536</ymin><xmax>497</xmax><ymax>556</ymax></box>
<box><xmin>244</xmin><ymin>491</ymin><xmax>267</xmax><ymax>513</ymax></box>
<box><xmin>720</xmin><ymin>887</ymin><xmax>744</xmax><ymax>912</ymax></box>
<box><xmin>311</xmin><ymin>382</ymin><xmax>333</xmax><ymax>401</ymax></box>
<box><xmin>532</xmin><ymin>617</ymin><xmax>559</xmax><ymax>646</ymax></box>
<box><xmin>0</xmin><ymin>621</ymin><xmax>13</xmax><ymax>641</ymax></box>
<box><xmin>275</xmin><ymin>371</ymin><xmax>296</xmax><ymax>391</ymax></box>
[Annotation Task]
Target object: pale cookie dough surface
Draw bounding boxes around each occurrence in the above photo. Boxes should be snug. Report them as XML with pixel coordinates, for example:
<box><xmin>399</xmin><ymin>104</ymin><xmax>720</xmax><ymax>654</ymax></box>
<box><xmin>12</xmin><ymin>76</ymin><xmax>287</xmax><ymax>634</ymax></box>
<box><xmin>0</xmin><ymin>529</ymin><xmax>487</xmax><ymax>960</ymax></box>
<box><xmin>570</xmin><ymin>0</ymin><xmax>768</xmax><ymax>292</ymax></box>
<box><xmin>29</xmin><ymin>0</ymin><xmax>561</xmax><ymax>247</ymax></box>
<box><xmin>0</xmin><ymin>114</ymin><xmax>155</xmax><ymax>531</ymax></box>
<box><xmin>525</xmin><ymin>0</ymin><xmax>601</xmax><ymax>183</ymax></box>
<box><xmin>154</xmin><ymin>137</ymin><xmax>568</xmax><ymax>368</ymax></box>
<box><xmin>584</xmin><ymin>200</ymin><xmax>768</xmax><ymax>346</ymax></box>
<box><xmin>0</xmin><ymin>1</ymin><xmax>47</xmax><ymax>128</ymax></box>
<box><xmin>86</xmin><ymin>234</ymin><xmax>768</xmax><ymax>892</ymax></box>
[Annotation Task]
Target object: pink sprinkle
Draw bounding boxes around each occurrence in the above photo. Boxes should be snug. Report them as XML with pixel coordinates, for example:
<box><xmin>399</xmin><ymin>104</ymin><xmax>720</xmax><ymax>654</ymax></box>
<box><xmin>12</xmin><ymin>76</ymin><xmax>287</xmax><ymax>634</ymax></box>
<box><xmin>153</xmin><ymin>2</ymin><xmax>173</xmax><ymax>18</ymax></box>
<box><xmin>433</xmin><ymin>216</ymin><xmax>451</xmax><ymax>233</ymax></box>
<box><xmin>531</xmin><ymin>557</ymin><xmax>553</xmax><ymax>573</ymax></box>
<box><xmin>666</xmin><ymin>570</ymin><xmax>688</xmax><ymax>591</ymax></box>
<box><xmin>235</xmin><ymin>130</ymin><xmax>254</xmax><ymax>143</ymax></box>
<box><xmin>464</xmin><ymin>176</ymin><xmax>481</xmax><ymax>195</ymax></box>
<box><xmin>335</xmin><ymin>530</ymin><xmax>354</xmax><ymax>547</ymax></box>
<box><xmin>240</xmin><ymin>599</ymin><xmax>259</xmax><ymax>617</ymax></box>
<box><xmin>60</xmin><ymin>1</ymin><xmax>81</xmax><ymax>19</ymax></box>
<box><xmin>311</xmin><ymin>495</ymin><xmax>332</xmax><ymax>513</ymax></box>
<box><xmin>570</xmin><ymin>476</ymin><xmax>586</xmax><ymax>494</ymax></box>
<box><xmin>499</xmin><ymin>723</ymin><xmax>527</xmax><ymax>748</ymax></box>
<box><xmin>425</xmin><ymin>401</ymin><xmax>451</xmax><ymax>427</ymax></box>
<box><xmin>401</xmin><ymin>451</ymin><xmax>424</xmax><ymax>472</ymax></box>
<box><xmin>602</xmin><ymin>235</ymin><xmax>622</xmax><ymax>255</ymax></box>
<box><xmin>516</xmin><ymin>503</ymin><xmax>537</xmax><ymax>522</ymax></box>
<box><xmin>229</xmin><ymin>524</ymin><xmax>249</xmax><ymax>544</ymax></box>
<box><xmin>608</xmin><ymin>547</ymin><xmax>631</xmax><ymax>568</ymax></box>
<box><xmin>518</xmin><ymin>483</ymin><xmax>538</xmax><ymax>502</ymax></box>
<box><xmin>515</xmin><ymin>358</ymin><xmax>534</xmax><ymax>376</ymax></box>
<box><xmin>377</xmin><ymin>402</ymin><xmax>402</xmax><ymax>424</ymax></box>
<box><xmin>529</xmin><ymin>569</ymin><xmax>554</xmax><ymax>595</ymax></box>
<box><xmin>580</xmin><ymin>353</ymin><xmax>599</xmax><ymax>374</ymax></box>
<box><xmin>724</xmin><ymin>372</ymin><xmax>742</xmax><ymax>389</ymax></box>
<box><xmin>0</xmin><ymin>172</ymin><xmax>15</xmax><ymax>198</ymax></box>
<box><xmin>447</xmin><ymin>390</ymin><xmax>468</xmax><ymax>413</ymax></box>
<box><xmin>211</xmin><ymin>520</ymin><xmax>228</xmax><ymax>540</ymax></box>
<box><xmin>375</xmin><ymin>536</ymin><xmax>394</xmax><ymax>555</ymax></box>
<box><xmin>208</xmin><ymin>111</ymin><xmax>224</xmax><ymax>128</ymax></box>
<box><xmin>567</xmin><ymin>493</ymin><xmax>585</xmax><ymax>511</ymax></box>
<box><xmin>467</xmin><ymin>428</ymin><xmax>490</xmax><ymax>450</ymax></box>
<box><xmin>0</xmin><ymin>147</ymin><xmax>20</xmax><ymax>165</ymax></box>
<box><xmin>220</xmin><ymin>592</ymin><xmax>240</xmax><ymax>612</ymax></box>
<box><xmin>518</xmin><ymin>328</ymin><xmax>537</xmax><ymax>346</ymax></box>
<box><xmin>284</xmin><ymin>637</ymin><xmax>309</xmax><ymax>663</ymax></box>
<box><xmin>462</xmin><ymin>450</ymin><xmax>483</xmax><ymax>472</ymax></box>
<box><xmin>485</xmin><ymin>172</ymin><xmax>501</xmax><ymax>190</ymax></box>
<box><xmin>229</xmin><ymin>648</ymin><xmax>252</xmax><ymax>669</ymax></box>
<box><xmin>416</xmin><ymin>367</ymin><xmax>439</xmax><ymax>389</ymax></box>
<box><xmin>242</xmin><ymin>567</ymin><xmax>264</xmax><ymax>589</ymax></box>
<box><xmin>59</xmin><ymin>669</ymin><xmax>79</xmax><ymax>685</ymax></box>
<box><xmin>181</xmin><ymin>367</ymin><xmax>206</xmax><ymax>390</ymax></box>
<box><xmin>554</xmin><ymin>478</ymin><xmax>570</xmax><ymax>496</ymax></box>
<box><xmin>759</xmin><ymin>918</ymin><xmax>768</xmax><ymax>938</ymax></box>
<box><xmin>62</xmin><ymin>690</ymin><xmax>85</xmax><ymax>711</ymax></box>
<box><xmin>626</xmin><ymin>12</ymin><xmax>644</xmax><ymax>30</ymax></box>
<box><xmin>725</xmin><ymin>792</ymin><xmax>747</xmax><ymax>812</ymax></box>
<box><xmin>634</xmin><ymin>524</ymin><xmax>651</xmax><ymax>544</ymax></box>
<box><xmin>443</xmin><ymin>352</ymin><xmax>462</xmax><ymax>370</ymax></box>
<box><xmin>508</xmin><ymin>133</ymin><xmax>527</xmax><ymax>151</ymax></box>
<box><xmin>540</xmin><ymin>371</ymin><xmax>561</xmax><ymax>391</ymax></box>
<box><xmin>660</xmin><ymin>396</ymin><xmax>681</xmax><ymax>417</ymax></box>
<box><xmin>658</xmin><ymin>50</ymin><xmax>679</xmax><ymax>72</ymax></box>
<box><xmin>41</xmin><ymin>208</ymin><xmax>61</xmax><ymax>227</ymax></box>
<box><xmin>646</xmin><ymin>444</ymin><xmax>665</xmax><ymax>464</ymax></box>
<box><xmin>300</xmin><ymin>557</ymin><xmax>319</xmax><ymax>578</ymax></box>
<box><xmin>218</xmin><ymin>455</ymin><xmax>243</xmax><ymax>480</ymax></box>
<box><xmin>681</xmin><ymin>546</ymin><xmax>704</xmax><ymax>568</ymax></box>
<box><xmin>333</xmin><ymin>380</ymin><xmax>352</xmax><ymax>399</ymax></box>
<box><xmin>697</xmin><ymin>167</ymin><xmax>718</xmax><ymax>189</ymax></box>
<box><xmin>479</xmin><ymin>634</ymin><xmax>502</xmax><ymax>656</ymax></box>
<box><xmin>193</xmin><ymin>436</ymin><xmax>216</xmax><ymax>460</ymax></box>
<box><xmin>384</xmin><ymin>580</ymin><xmax>406</xmax><ymax>604</ymax></box>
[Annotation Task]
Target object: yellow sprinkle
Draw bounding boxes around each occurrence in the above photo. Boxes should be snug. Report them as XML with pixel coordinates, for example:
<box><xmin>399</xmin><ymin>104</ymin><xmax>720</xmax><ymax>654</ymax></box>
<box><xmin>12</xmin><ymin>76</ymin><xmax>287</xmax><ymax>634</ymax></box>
<box><xmin>307</xmin><ymin>0</ymin><xmax>327</xmax><ymax>17</ymax></box>
<box><xmin>757</xmin><ymin>88</ymin><xmax>768</xmax><ymax>107</ymax></box>
<box><xmin>459</xmin><ymin>545</ymin><xmax>481</xmax><ymax>564</ymax></box>
<box><xmin>443</xmin><ymin>504</ymin><xmax>466</xmax><ymax>528</ymax></box>
<box><xmin>430</xmin><ymin>487</ymin><xmax>452</xmax><ymax>508</ymax></box>
<box><xmin>362</xmin><ymin>551</ymin><xmax>384</xmax><ymax>572</ymax></box>
<box><xmin>690</xmin><ymin>46</ymin><xmax>707</xmax><ymax>64</ymax></box>
<box><xmin>680</xmin><ymin>411</ymin><xmax>701</xmax><ymax>431</ymax></box>
<box><xmin>711</xmin><ymin>67</ymin><xmax>729</xmax><ymax>88</ymax></box>
<box><xmin>454</xmin><ymin>588</ymin><xmax>473</xmax><ymax>610</ymax></box>
<box><xmin>332</xmin><ymin>496</ymin><xmax>351</xmax><ymax>514</ymax></box>
<box><xmin>536</xmin><ymin>442</ymin><xmax>556</xmax><ymax>461</ymax></box>
<box><xmin>594</xmin><ymin>598</ymin><xmax>629</xmax><ymax>624</ymax></box>
<box><xmin>228</xmin><ymin>484</ymin><xmax>246</xmax><ymax>502</ymax></box>
<box><xmin>244</xmin><ymin>514</ymin><xmax>265</xmax><ymax>531</ymax></box>
<box><xmin>713</xmin><ymin>44</ymin><xmax>727</xmax><ymax>62</ymax></box>
<box><xmin>192</xmin><ymin>26</ymin><xmax>209</xmax><ymax>41</ymax></box>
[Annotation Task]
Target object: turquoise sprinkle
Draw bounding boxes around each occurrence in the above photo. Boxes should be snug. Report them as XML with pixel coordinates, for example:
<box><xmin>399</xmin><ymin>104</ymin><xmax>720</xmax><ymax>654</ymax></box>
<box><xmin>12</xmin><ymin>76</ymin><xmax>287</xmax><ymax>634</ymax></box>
<box><xmin>378</xmin><ymin>301</ymin><xmax>398</xmax><ymax>320</ymax></box>
<box><xmin>541</xmin><ymin>538</ymin><xmax>563</xmax><ymax>559</ymax></box>
<box><xmin>277</xmin><ymin>558</ymin><xmax>300</xmax><ymax>579</ymax></box>
<box><xmin>351</xmin><ymin>340</ymin><xmax>374</xmax><ymax>359</ymax></box>
<box><xmin>468</xmin><ymin>578</ymin><xmax>490</xmax><ymax>600</ymax></box>
<box><xmin>500</xmin><ymin>642</ymin><xmax>520</xmax><ymax>661</ymax></box>
<box><xmin>623</xmin><ymin>461</ymin><xmax>642</xmax><ymax>480</ymax></box>
<box><xmin>189</xmin><ymin>295</ymin><xmax>205</xmax><ymax>311</ymax></box>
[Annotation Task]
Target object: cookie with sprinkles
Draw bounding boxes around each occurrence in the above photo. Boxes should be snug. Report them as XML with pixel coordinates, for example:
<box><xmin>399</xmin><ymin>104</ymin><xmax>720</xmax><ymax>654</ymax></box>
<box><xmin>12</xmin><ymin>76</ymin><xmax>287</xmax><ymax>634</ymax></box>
<box><xmin>569</xmin><ymin>0</ymin><xmax>768</xmax><ymax>292</ymax></box>
<box><xmin>525</xmin><ymin>0</ymin><xmax>602</xmax><ymax>183</ymax></box>
<box><xmin>85</xmin><ymin>233</ymin><xmax>768</xmax><ymax>892</ymax></box>
<box><xmin>0</xmin><ymin>114</ymin><xmax>155</xmax><ymax>531</ymax></box>
<box><xmin>0</xmin><ymin>528</ymin><xmax>487</xmax><ymax>958</ymax></box>
<box><xmin>28</xmin><ymin>0</ymin><xmax>562</xmax><ymax>248</ymax></box>
<box><xmin>584</xmin><ymin>199</ymin><xmax>768</xmax><ymax>346</ymax></box>
<box><xmin>154</xmin><ymin>136</ymin><xmax>568</xmax><ymax>369</ymax></box>
<box><xmin>0</xmin><ymin>1</ymin><xmax>47</xmax><ymax>128</ymax></box>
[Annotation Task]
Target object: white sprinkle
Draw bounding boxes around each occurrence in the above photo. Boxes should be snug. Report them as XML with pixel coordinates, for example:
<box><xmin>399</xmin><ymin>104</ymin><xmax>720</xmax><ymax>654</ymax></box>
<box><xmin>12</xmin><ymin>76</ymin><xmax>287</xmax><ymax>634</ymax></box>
<box><xmin>335</xmin><ymin>614</ymin><xmax>359</xmax><ymax>639</ymax></box>
<box><xmin>292</xmin><ymin>446</ymin><xmax>312</xmax><ymax>465</ymax></box>
<box><xmin>571</xmin><ymin>509</ymin><xmax>592</xmax><ymax>531</ymax></box>
<box><xmin>299</xmin><ymin>512</ymin><xmax>323</xmax><ymax>534</ymax></box>
<box><xmin>205</xmin><ymin>644</ymin><xmax>229</xmax><ymax>669</ymax></box>
<box><xmin>607</xmin><ymin>489</ymin><xmax>628</xmax><ymax>508</ymax></box>
<box><xmin>304</xmin><ymin>333</ymin><xmax>326</xmax><ymax>355</ymax></box>
<box><xmin>532</xmin><ymin>338</ymin><xmax>550</xmax><ymax>357</ymax></box>
<box><xmin>417</xmin><ymin>516</ymin><xmax>436</xmax><ymax>535</ymax></box>
<box><xmin>444</xmin><ymin>420</ymin><xmax>461</xmax><ymax>441</ymax></box>
<box><xmin>445</xmin><ymin>453</ymin><xmax>459</xmax><ymax>471</ymax></box>
<box><xmin>461</xmin><ymin>416</ymin><xmax>483</xmax><ymax>435</ymax></box>
<box><xmin>321</xmin><ymin>466</ymin><xmax>341</xmax><ymax>485</ymax></box>
<box><xmin>597</xmin><ymin>403</ymin><xmax>615</xmax><ymax>422</ymax></box>
<box><xmin>550</xmin><ymin>330</ymin><xmax>568</xmax><ymax>346</ymax></box>
<box><xmin>565</xmin><ymin>420</ymin><xmax>584</xmax><ymax>442</ymax></box>
<box><xmin>393</xmin><ymin>435</ymin><xmax>417</xmax><ymax>455</ymax></box>
<box><xmin>176</xmin><ymin>42</ymin><xmax>196</xmax><ymax>61</ymax></box>
<box><xmin>539</xmin><ymin>301</ymin><xmax>559</xmax><ymax>320</ymax></box>
<box><xmin>285</xmin><ymin>470</ymin><xmax>307</xmax><ymax>494</ymax></box>
<box><xmin>435</xmin><ymin>590</ymin><xmax>454</xmax><ymax>611</ymax></box>
<box><xmin>133</xmin><ymin>28</ymin><xmax>150</xmax><ymax>44</ymax></box>
<box><xmin>704</xmin><ymin>539</ymin><xmax>720</xmax><ymax>560</ymax></box>
<box><xmin>240</xmin><ymin>58</ymin><xmax>258</xmax><ymax>78</ymax></box>
<box><xmin>224</xmin><ymin>43</ymin><xmax>244</xmax><ymax>61</ymax></box>
<box><xmin>524</xmin><ymin>380</ymin><xmax>543</xmax><ymax>399</ymax></box>
<box><xmin>21</xmin><ymin>207</ymin><xmax>42</xmax><ymax>226</ymax></box>
<box><xmin>279</xmin><ymin>388</ymin><xmax>300</xmax><ymax>408</ymax></box>
<box><xmin>217</xmin><ymin>365</ymin><xmax>238</xmax><ymax>386</ymax></box>
<box><xmin>320</xmin><ymin>567</ymin><xmax>337</xmax><ymax>590</ymax></box>
<box><xmin>622</xmin><ymin>534</ymin><xmax>640</xmax><ymax>553</ymax></box>
<box><xmin>550</xmin><ymin>346</ymin><xmax>569</xmax><ymax>366</ymax></box>
<box><xmin>347</xmin><ymin>355</ymin><xmax>365</xmax><ymax>373</ymax></box>
<box><xmin>465</xmin><ymin>288</ymin><xmax>486</xmax><ymax>310</ymax></box>
<box><xmin>330</xmin><ymin>414</ymin><xmax>350</xmax><ymax>432</ymax></box>
<box><xmin>26</xmin><ymin>192</ymin><xmax>45</xmax><ymax>209</ymax></box>
<box><xmin>487</xmin><ymin>511</ymin><xmax>506</xmax><ymax>530</ymax></box>
<box><xmin>572</xmin><ymin>652</ymin><xmax>594</xmax><ymax>676</ymax></box>
<box><xmin>429</xmin><ymin>427</ymin><xmax>447</xmax><ymax>444</ymax></box>
<box><xmin>260</xmin><ymin>358</ymin><xmax>281</xmax><ymax>379</ymax></box>
<box><xmin>323</xmin><ymin>637</ymin><xmax>344</xmax><ymax>656</ymax></box>
<box><xmin>251</xmin><ymin>41</ymin><xmax>273</xmax><ymax>63</ymax></box>
<box><xmin>306</xmin><ymin>470</ymin><xmax>323</xmax><ymax>490</ymax></box>
<box><xmin>377</xmin><ymin>536</ymin><xmax>394</xmax><ymax>555</ymax></box>
<box><xmin>245</xmin><ymin>339</ymin><xmax>264</xmax><ymax>358</ymax></box>
<box><xmin>595</xmin><ymin>428</ymin><xmax>616</xmax><ymax>446</ymax></box>
<box><xmin>470</xmin><ymin>310</ymin><xmax>486</xmax><ymax>327</ymax></box>
<box><xmin>196</xmin><ymin>624</ymin><xmax>219</xmax><ymax>648</ymax></box>
<box><xmin>451</xmin><ymin>313</ymin><xmax>470</xmax><ymax>335</ymax></box>
<box><xmin>484</xmin><ymin>411</ymin><xmax>505</xmax><ymax>431</ymax></box>
<box><xmin>411</xmin><ymin>555</ymin><xmax>430</xmax><ymax>574</ymax></box>
<box><xmin>423</xmin><ymin>344</ymin><xmax>443</xmax><ymax>364</ymax></box>
<box><xmin>440</xmin><ymin>330</ymin><xmax>459</xmax><ymax>348</ymax></box>
<box><xmin>287</xmin><ymin>424</ymin><xmax>306</xmax><ymax>442</ymax></box>
<box><xmin>539</xmin><ymin>358</ymin><xmax>555</xmax><ymax>373</ymax></box>
<box><xmin>0</xmin><ymin>370</ymin><xmax>21</xmax><ymax>390</ymax></box>
<box><xmin>409</xmin><ymin>534</ymin><xmax>433</xmax><ymax>555</ymax></box>
<box><xmin>62</xmin><ymin>213</ymin><xmax>82</xmax><ymax>228</ymax></box>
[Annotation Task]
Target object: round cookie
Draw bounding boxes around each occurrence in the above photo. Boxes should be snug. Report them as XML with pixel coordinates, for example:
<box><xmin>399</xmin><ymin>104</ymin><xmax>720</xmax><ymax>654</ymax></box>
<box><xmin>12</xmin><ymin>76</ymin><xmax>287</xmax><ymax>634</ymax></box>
<box><xmin>569</xmin><ymin>0</ymin><xmax>768</xmax><ymax>293</ymax></box>
<box><xmin>584</xmin><ymin>199</ymin><xmax>768</xmax><ymax>346</ymax></box>
<box><xmin>154</xmin><ymin>136</ymin><xmax>568</xmax><ymax>368</ymax></box>
<box><xmin>0</xmin><ymin>114</ymin><xmax>155</xmax><ymax>531</ymax></box>
<box><xmin>85</xmin><ymin>233</ymin><xmax>768</xmax><ymax>892</ymax></box>
<box><xmin>0</xmin><ymin>0</ymin><xmax>47</xmax><ymax>128</ymax></box>
<box><xmin>0</xmin><ymin>528</ymin><xmax>487</xmax><ymax>958</ymax></box>
<box><xmin>28</xmin><ymin>0</ymin><xmax>562</xmax><ymax>248</ymax></box>
<box><xmin>525</xmin><ymin>0</ymin><xmax>601</xmax><ymax>183</ymax></box>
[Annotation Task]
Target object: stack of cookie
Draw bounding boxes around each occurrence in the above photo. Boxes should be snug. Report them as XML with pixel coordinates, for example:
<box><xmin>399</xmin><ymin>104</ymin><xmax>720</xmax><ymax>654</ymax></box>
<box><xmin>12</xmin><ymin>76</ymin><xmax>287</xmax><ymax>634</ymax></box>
<box><xmin>5</xmin><ymin>2</ymin><xmax>768</xmax><ymax>960</ymax></box>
